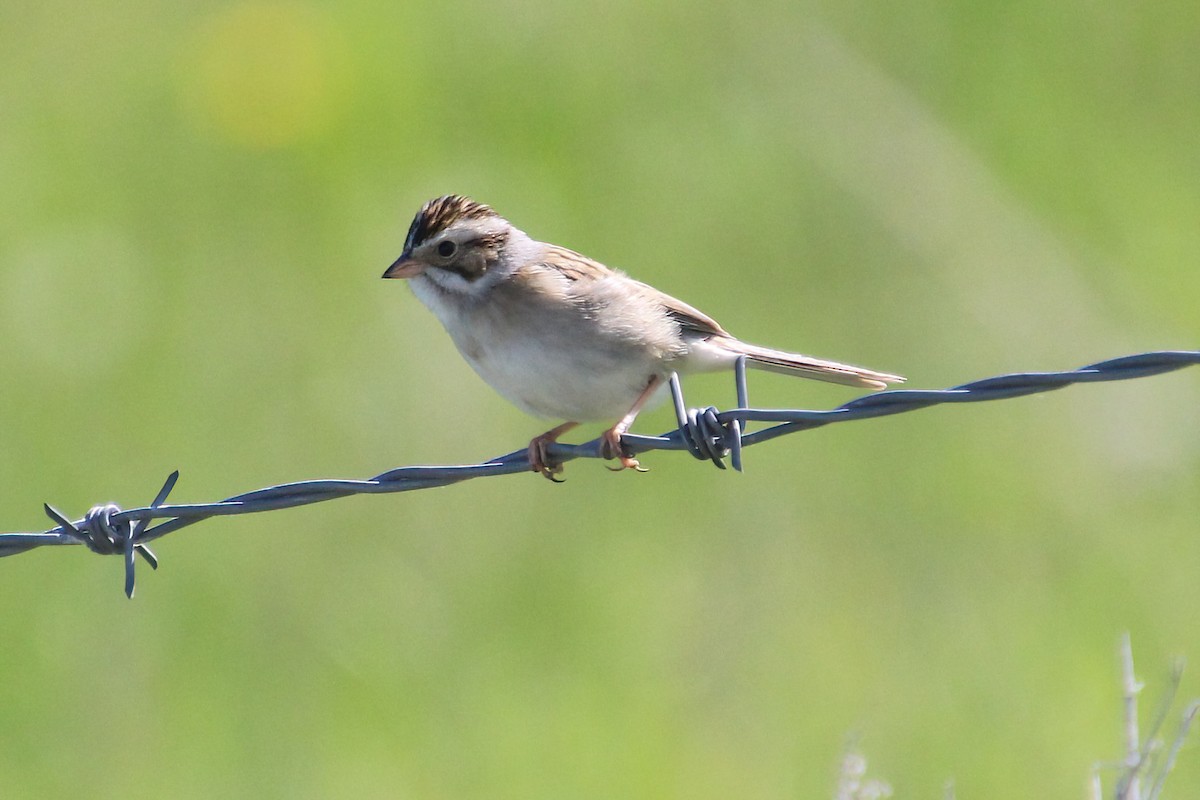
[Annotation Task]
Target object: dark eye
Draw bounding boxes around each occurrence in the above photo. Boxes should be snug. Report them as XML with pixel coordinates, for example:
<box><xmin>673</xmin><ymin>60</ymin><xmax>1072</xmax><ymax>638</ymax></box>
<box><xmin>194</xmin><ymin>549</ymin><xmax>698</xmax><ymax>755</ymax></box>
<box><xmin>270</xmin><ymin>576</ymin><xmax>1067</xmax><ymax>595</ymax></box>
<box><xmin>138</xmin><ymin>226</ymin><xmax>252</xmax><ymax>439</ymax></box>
<box><xmin>437</xmin><ymin>240</ymin><xmax>457</xmax><ymax>258</ymax></box>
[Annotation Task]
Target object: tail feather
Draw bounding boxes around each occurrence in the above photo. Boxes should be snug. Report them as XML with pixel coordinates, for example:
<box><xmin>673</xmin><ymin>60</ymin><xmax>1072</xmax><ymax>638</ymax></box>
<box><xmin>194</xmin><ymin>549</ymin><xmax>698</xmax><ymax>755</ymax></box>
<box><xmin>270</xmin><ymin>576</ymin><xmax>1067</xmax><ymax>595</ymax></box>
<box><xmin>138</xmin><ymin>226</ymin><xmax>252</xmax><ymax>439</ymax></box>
<box><xmin>734</xmin><ymin>342</ymin><xmax>904</xmax><ymax>390</ymax></box>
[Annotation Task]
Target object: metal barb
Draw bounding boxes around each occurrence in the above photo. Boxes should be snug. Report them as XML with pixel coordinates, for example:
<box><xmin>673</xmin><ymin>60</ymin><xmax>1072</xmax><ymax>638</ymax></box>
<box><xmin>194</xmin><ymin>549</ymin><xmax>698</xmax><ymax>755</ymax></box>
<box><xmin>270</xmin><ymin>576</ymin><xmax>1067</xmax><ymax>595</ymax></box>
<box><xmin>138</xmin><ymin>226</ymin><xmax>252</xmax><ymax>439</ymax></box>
<box><xmin>3</xmin><ymin>350</ymin><xmax>1198</xmax><ymax>596</ymax></box>
<box><xmin>43</xmin><ymin>504</ymin><xmax>85</xmax><ymax>542</ymax></box>
<box><xmin>731</xmin><ymin>355</ymin><xmax>749</xmax><ymax>472</ymax></box>
<box><xmin>121</xmin><ymin>471</ymin><xmax>178</xmax><ymax>597</ymax></box>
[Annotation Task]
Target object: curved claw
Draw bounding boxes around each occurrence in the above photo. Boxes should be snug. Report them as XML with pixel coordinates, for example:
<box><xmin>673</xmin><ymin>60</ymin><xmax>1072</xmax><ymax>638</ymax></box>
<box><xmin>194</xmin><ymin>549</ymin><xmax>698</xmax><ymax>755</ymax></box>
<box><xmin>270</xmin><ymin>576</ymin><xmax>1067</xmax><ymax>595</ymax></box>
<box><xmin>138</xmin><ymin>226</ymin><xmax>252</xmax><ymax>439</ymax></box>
<box><xmin>533</xmin><ymin>447</ymin><xmax>566</xmax><ymax>482</ymax></box>
<box><xmin>605</xmin><ymin>459</ymin><xmax>648</xmax><ymax>473</ymax></box>
<box><xmin>599</xmin><ymin>429</ymin><xmax>648</xmax><ymax>473</ymax></box>
<box><xmin>528</xmin><ymin>423</ymin><xmax>577</xmax><ymax>483</ymax></box>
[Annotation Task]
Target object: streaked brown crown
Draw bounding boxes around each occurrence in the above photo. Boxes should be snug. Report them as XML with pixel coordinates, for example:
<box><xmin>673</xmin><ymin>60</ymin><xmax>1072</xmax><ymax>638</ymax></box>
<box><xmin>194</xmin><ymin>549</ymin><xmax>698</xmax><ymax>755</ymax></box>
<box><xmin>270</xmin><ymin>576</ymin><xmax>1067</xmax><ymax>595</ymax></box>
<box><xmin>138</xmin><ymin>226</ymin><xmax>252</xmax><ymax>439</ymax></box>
<box><xmin>403</xmin><ymin>195</ymin><xmax>498</xmax><ymax>254</ymax></box>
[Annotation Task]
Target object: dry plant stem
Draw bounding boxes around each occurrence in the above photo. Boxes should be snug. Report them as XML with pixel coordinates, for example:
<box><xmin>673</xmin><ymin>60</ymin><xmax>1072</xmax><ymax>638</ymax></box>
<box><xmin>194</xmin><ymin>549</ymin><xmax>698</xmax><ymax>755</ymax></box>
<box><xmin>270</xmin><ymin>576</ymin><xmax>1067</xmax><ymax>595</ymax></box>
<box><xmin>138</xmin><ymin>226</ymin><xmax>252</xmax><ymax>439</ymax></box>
<box><xmin>1120</xmin><ymin>632</ymin><xmax>1144</xmax><ymax>800</ymax></box>
<box><xmin>1148</xmin><ymin>700</ymin><xmax>1200</xmax><ymax>800</ymax></box>
<box><xmin>833</xmin><ymin>747</ymin><xmax>892</xmax><ymax>800</ymax></box>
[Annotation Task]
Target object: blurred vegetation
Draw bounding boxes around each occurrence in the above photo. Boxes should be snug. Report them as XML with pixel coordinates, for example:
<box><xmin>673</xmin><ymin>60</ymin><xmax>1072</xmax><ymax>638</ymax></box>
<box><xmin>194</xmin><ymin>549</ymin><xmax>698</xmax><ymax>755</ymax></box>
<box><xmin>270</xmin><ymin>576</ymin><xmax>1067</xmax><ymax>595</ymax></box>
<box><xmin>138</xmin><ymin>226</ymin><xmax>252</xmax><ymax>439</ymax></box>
<box><xmin>1</xmin><ymin>0</ymin><xmax>1198</xmax><ymax>797</ymax></box>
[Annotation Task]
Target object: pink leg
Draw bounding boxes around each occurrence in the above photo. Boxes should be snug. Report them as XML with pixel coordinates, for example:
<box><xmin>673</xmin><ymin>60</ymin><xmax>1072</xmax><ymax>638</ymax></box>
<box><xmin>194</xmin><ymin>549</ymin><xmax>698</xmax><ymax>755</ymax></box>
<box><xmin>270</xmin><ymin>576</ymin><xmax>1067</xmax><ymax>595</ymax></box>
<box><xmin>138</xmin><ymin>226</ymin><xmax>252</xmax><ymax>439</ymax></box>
<box><xmin>600</xmin><ymin>375</ymin><xmax>663</xmax><ymax>473</ymax></box>
<box><xmin>528</xmin><ymin>421</ymin><xmax>579</xmax><ymax>482</ymax></box>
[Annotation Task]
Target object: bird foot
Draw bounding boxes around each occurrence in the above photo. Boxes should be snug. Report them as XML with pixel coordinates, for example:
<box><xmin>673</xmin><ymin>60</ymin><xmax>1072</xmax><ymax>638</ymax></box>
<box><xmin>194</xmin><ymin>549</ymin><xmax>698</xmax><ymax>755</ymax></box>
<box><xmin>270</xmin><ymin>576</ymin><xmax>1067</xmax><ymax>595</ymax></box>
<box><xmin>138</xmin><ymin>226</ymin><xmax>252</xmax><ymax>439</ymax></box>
<box><xmin>528</xmin><ymin>422</ymin><xmax>577</xmax><ymax>482</ymax></box>
<box><xmin>599</xmin><ymin>428</ymin><xmax>648</xmax><ymax>473</ymax></box>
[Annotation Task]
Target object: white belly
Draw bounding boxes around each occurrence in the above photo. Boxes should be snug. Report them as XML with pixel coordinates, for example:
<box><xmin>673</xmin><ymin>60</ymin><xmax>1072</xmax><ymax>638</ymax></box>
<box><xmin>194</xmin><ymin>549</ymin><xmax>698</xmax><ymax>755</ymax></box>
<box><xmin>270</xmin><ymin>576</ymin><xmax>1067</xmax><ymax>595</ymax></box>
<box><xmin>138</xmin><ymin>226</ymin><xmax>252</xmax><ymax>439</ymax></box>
<box><xmin>460</xmin><ymin>331</ymin><xmax>670</xmax><ymax>421</ymax></box>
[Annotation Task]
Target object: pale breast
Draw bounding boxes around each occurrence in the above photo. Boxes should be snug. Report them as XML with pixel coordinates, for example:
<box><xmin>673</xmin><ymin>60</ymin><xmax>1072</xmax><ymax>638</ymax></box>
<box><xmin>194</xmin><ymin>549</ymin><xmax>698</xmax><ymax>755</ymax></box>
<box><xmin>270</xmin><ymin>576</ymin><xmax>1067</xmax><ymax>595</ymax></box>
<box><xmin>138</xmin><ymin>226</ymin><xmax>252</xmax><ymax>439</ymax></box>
<box><xmin>440</xmin><ymin>268</ymin><xmax>685</xmax><ymax>421</ymax></box>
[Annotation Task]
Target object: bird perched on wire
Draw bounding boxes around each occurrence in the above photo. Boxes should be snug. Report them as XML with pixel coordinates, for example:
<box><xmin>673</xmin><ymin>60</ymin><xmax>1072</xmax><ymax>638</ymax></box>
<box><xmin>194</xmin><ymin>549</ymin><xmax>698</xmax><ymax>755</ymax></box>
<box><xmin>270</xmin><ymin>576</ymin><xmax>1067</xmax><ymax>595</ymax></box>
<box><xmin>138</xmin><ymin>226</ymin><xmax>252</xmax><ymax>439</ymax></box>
<box><xmin>383</xmin><ymin>195</ymin><xmax>904</xmax><ymax>480</ymax></box>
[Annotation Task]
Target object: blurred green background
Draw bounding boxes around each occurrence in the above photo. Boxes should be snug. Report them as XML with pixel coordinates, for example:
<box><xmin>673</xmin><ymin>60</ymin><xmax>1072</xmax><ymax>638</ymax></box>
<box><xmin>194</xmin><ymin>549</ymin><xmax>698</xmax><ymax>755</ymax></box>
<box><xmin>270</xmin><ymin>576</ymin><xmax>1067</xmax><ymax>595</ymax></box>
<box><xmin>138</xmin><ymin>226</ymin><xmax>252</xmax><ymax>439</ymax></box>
<box><xmin>2</xmin><ymin>0</ymin><xmax>1198</xmax><ymax>797</ymax></box>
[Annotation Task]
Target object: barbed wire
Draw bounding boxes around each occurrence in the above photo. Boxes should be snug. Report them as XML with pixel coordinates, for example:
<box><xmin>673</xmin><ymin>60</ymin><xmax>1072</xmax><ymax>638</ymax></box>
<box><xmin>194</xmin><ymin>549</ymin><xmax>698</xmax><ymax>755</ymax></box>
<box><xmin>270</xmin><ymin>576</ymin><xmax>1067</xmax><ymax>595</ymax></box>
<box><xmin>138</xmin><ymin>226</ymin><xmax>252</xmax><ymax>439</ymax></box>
<box><xmin>2</xmin><ymin>349</ymin><xmax>1197</xmax><ymax>597</ymax></box>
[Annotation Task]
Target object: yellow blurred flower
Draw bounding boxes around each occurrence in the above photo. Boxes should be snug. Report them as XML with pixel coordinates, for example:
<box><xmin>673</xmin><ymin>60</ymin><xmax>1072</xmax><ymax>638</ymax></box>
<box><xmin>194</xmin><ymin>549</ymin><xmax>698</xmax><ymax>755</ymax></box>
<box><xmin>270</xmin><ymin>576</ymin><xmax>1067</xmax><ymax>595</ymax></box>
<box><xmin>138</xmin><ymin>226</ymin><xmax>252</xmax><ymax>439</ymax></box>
<box><xmin>180</xmin><ymin>2</ymin><xmax>350</xmax><ymax>149</ymax></box>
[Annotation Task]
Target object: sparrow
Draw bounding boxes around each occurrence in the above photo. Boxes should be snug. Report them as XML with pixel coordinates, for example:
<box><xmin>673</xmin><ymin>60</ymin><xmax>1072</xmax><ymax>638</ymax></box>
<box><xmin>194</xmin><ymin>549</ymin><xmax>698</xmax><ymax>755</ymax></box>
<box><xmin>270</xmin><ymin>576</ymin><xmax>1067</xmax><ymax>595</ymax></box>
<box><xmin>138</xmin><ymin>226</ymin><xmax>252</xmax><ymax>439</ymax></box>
<box><xmin>383</xmin><ymin>195</ymin><xmax>904</xmax><ymax>480</ymax></box>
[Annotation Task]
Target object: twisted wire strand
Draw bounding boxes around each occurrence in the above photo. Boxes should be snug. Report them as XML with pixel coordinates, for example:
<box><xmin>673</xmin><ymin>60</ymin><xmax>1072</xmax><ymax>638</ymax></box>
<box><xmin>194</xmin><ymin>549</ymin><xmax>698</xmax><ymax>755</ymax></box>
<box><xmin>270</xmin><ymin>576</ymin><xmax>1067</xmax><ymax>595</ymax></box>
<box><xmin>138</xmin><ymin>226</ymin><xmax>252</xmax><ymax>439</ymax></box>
<box><xmin>2</xmin><ymin>350</ymin><xmax>1196</xmax><ymax>596</ymax></box>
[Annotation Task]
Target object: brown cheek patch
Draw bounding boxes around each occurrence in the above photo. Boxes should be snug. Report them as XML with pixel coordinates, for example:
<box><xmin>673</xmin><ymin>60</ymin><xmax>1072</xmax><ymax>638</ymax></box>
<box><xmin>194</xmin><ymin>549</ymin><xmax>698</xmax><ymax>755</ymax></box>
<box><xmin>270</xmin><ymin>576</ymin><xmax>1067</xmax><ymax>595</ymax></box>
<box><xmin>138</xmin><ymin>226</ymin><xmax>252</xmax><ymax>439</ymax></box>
<box><xmin>455</xmin><ymin>232</ymin><xmax>508</xmax><ymax>281</ymax></box>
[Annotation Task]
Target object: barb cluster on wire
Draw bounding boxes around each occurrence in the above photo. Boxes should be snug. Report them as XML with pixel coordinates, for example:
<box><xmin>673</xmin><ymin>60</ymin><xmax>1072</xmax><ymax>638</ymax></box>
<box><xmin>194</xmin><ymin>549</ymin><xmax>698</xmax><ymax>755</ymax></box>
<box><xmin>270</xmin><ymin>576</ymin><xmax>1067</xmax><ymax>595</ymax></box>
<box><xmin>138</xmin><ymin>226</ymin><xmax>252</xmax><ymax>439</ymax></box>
<box><xmin>2</xmin><ymin>350</ymin><xmax>1197</xmax><ymax>597</ymax></box>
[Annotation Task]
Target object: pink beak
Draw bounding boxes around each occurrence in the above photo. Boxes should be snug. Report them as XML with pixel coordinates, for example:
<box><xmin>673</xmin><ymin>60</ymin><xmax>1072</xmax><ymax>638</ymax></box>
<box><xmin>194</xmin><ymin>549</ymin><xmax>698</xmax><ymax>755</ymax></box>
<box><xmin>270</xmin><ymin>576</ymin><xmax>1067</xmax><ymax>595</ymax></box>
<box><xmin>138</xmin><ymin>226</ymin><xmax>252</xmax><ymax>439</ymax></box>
<box><xmin>382</xmin><ymin>256</ymin><xmax>426</xmax><ymax>279</ymax></box>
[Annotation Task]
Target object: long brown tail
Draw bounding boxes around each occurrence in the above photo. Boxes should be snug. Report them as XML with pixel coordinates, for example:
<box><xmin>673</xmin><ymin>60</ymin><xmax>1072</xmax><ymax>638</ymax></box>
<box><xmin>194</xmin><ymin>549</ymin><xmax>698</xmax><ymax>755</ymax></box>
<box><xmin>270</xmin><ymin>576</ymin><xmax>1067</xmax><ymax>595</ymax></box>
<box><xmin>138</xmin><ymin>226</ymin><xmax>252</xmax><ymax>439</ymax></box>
<box><xmin>732</xmin><ymin>341</ymin><xmax>905</xmax><ymax>390</ymax></box>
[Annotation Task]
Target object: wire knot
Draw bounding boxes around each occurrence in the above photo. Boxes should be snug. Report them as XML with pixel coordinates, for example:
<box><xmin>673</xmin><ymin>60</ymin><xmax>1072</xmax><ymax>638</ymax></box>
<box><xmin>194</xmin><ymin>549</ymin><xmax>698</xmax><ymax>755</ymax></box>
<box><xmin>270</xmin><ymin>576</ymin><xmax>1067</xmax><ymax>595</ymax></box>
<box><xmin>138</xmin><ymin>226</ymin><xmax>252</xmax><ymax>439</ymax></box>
<box><xmin>679</xmin><ymin>405</ymin><xmax>741</xmax><ymax>469</ymax></box>
<box><xmin>81</xmin><ymin>503</ymin><xmax>131</xmax><ymax>555</ymax></box>
<box><xmin>41</xmin><ymin>471</ymin><xmax>179</xmax><ymax>597</ymax></box>
<box><xmin>668</xmin><ymin>356</ymin><xmax>751</xmax><ymax>471</ymax></box>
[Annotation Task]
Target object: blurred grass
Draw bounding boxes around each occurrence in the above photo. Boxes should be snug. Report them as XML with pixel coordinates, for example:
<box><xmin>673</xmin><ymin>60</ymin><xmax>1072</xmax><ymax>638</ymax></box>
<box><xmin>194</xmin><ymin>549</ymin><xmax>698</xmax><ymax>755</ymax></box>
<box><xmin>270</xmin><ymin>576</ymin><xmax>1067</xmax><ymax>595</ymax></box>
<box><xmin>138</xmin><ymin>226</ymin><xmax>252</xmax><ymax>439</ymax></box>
<box><xmin>1</xmin><ymin>0</ymin><xmax>1198</xmax><ymax>797</ymax></box>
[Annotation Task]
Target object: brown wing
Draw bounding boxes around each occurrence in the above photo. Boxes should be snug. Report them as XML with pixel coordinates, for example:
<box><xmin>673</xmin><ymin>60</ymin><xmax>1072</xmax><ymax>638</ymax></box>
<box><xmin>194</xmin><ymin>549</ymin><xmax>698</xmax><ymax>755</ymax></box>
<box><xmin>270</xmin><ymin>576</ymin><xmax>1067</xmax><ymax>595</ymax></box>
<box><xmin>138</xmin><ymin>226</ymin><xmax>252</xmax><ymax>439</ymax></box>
<box><xmin>656</xmin><ymin>291</ymin><xmax>729</xmax><ymax>338</ymax></box>
<box><xmin>539</xmin><ymin>245</ymin><xmax>615</xmax><ymax>283</ymax></box>
<box><xmin>540</xmin><ymin>245</ymin><xmax>730</xmax><ymax>338</ymax></box>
